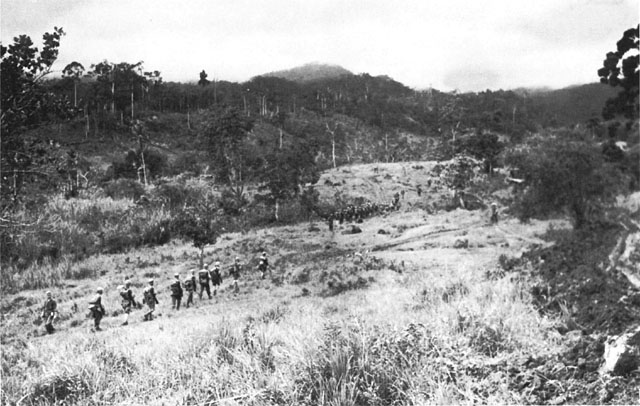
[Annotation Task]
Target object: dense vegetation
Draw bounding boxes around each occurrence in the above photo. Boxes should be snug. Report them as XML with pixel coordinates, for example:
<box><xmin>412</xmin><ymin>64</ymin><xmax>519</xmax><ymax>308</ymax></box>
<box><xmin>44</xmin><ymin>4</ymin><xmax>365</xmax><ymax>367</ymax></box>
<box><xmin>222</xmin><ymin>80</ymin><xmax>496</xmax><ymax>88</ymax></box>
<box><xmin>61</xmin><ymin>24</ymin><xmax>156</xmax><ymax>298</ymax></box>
<box><xmin>1</xmin><ymin>26</ymin><xmax>638</xmax><ymax>289</ymax></box>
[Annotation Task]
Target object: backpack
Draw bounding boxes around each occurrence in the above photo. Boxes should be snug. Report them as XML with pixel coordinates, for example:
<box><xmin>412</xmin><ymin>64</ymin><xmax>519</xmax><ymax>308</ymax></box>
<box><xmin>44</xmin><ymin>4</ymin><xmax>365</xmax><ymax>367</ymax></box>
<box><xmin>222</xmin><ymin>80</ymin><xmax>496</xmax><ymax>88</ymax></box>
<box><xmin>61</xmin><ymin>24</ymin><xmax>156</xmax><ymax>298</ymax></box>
<box><xmin>143</xmin><ymin>287</ymin><xmax>154</xmax><ymax>304</ymax></box>
<box><xmin>170</xmin><ymin>280</ymin><xmax>182</xmax><ymax>296</ymax></box>
<box><xmin>211</xmin><ymin>268</ymin><xmax>222</xmax><ymax>285</ymax></box>
<box><xmin>198</xmin><ymin>270</ymin><xmax>210</xmax><ymax>283</ymax></box>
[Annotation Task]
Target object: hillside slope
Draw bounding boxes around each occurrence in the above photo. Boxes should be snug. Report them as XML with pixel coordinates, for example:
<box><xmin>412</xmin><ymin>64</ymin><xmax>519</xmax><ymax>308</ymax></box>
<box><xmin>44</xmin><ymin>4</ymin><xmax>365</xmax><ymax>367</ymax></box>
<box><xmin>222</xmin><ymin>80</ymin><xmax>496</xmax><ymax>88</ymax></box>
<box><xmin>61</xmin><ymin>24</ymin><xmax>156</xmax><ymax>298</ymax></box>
<box><xmin>261</xmin><ymin>62</ymin><xmax>353</xmax><ymax>83</ymax></box>
<box><xmin>3</xmin><ymin>161</ymin><xmax>639</xmax><ymax>405</ymax></box>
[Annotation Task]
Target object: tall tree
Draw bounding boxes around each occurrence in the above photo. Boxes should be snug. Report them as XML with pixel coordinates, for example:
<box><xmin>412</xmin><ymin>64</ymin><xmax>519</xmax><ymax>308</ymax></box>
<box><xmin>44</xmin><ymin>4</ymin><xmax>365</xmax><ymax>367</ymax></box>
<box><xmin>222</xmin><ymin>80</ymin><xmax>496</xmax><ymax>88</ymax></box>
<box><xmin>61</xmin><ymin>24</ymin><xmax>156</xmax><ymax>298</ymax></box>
<box><xmin>454</xmin><ymin>132</ymin><xmax>504</xmax><ymax>174</ymax></box>
<box><xmin>203</xmin><ymin>107</ymin><xmax>254</xmax><ymax>203</ymax></box>
<box><xmin>259</xmin><ymin>141</ymin><xmax>319</xmax><ymax>221</ymax></box>
<box><xmin>1</xmin><ymin>27</ymin><xmax>75</xmax><ymax>209</ymax></box>
<box><xmin>174</xmin><ymin>192</ymin><xmax>225</xmax><ymax>268</ymax></box>
<box><xmin>597</xmin><ymin>25</ymin><xmax>639</xmax><ymax>119</ymax></box>
<box><xmin>198</xmin><ymin>70</ymin><xmax>210</xmax><ymax>86</ymax></box>
<box><xmin>505</xmin><ymin>140</ymin><xmax>624</xmax><ymax>229</ymax></box>
<box><xmin>62</xmin><ymin>61</ymin><xmax>85</xmax><ymax>107</ymax></box>
<box><xmin>87</xmin><ymin>60</ymin><xmax>147</xmax><ymax>120</ymax></box>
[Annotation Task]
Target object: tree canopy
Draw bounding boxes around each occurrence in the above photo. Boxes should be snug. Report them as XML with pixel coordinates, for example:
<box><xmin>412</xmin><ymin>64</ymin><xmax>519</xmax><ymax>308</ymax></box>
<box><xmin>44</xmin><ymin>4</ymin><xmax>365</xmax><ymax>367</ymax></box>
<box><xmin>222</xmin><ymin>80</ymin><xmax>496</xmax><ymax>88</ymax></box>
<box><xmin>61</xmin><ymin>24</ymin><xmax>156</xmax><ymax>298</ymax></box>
<box><xmin>1</xmin><ymin>27</ymin><xmax>76</xmax><ymax>209</ymax></box>
<box><xmin>597</xmin><ymin>25</ymin><xmax>639</xmax><ymax>119</ymax></box>
<box><xmin>505</xmin><ymin>140</ymin><xmax>624</xmax><ymax>229</ymax></box>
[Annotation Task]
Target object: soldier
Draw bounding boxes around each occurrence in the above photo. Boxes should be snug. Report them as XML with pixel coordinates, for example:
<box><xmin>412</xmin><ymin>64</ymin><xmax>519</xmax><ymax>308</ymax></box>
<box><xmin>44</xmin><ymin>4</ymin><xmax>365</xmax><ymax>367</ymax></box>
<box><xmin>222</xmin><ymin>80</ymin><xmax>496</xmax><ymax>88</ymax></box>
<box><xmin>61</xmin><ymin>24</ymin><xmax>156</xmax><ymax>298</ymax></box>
<box><xmin>259</xmin><ymin>252</ymin><xmax>269</xmax><ymax>279</ymax></box>
<box><xmin>184</xmin><ymin>270</ymin><xmax>196</xmax><ymax>308</ymax></box>
<box><xmin>170</xmin><ymin>273</ymin><xmax>183</xmax><ymax>310</ymax></box>
<box><xmin>119</xmin><ymin>280</ymin><xmax>136</xmax><ymax>326</ymax></box>
<box><xmin>210</xmin><ymin>262</ymin><xmax>223</xmax><ymax>296</ymax></box>
<box><xmin>198</xmin><ymin>264</ymin><xmax>212</xmax><ymax>299</ymax></box>
<box><xmin>490</xmin><ymin>202</ymin><xmax>499</xmax><ymax>224</ymax></box>
<box><xmin>88</xmin><ymin>287</ymin><xmax>105</xmax><ymax>331</ymax></box>
<box><xmin>41</xmin><ymin>291</ymin><xmax>58</xmax><ymax>334</ymax></box>
<box><xmin>230</xmin><ymin>257</ymin><xmax>242</xmax><ymax>294</ymax></box>
<box><xmin>142</xmin><ymin>279</ymin><xmax>159</xmax><ymax>321</ymax></box>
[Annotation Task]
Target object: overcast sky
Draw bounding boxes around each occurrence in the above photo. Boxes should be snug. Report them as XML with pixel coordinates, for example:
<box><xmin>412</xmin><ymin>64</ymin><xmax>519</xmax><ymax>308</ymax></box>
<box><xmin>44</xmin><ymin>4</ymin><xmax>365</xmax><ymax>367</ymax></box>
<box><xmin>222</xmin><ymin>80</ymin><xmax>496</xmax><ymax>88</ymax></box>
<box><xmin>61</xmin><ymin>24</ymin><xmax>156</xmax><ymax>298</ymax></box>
<box><xmin>1</xmin><ymin>0</ymin><xmax>637</xmax><ymax>92</ymax></box>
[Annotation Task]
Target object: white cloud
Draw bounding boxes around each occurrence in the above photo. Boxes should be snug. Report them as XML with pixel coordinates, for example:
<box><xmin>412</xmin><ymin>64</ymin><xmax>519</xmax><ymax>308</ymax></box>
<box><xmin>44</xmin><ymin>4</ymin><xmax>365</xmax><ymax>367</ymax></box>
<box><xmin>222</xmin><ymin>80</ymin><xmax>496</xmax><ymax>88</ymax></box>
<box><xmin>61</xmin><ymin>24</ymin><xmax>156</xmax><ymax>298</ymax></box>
<box><xmin>2</xmin><ymin>0</ymin><xmax>637</xmax><ymax>91</ymax></box>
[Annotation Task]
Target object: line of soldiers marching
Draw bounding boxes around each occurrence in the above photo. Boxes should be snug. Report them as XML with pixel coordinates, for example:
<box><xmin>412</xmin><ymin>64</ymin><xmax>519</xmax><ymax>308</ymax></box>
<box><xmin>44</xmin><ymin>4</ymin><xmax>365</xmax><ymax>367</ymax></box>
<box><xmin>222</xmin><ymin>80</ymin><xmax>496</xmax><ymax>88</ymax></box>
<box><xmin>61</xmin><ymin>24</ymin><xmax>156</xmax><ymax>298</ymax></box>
<box><xmin>40</xmin><ymin>252</ymin><xmax>270</xmax><ymax>334</ymax></box>
<box><xmin>327</xmin><ymin>195</ymin><xmax>402</xmax><ymax>231</ymax></box>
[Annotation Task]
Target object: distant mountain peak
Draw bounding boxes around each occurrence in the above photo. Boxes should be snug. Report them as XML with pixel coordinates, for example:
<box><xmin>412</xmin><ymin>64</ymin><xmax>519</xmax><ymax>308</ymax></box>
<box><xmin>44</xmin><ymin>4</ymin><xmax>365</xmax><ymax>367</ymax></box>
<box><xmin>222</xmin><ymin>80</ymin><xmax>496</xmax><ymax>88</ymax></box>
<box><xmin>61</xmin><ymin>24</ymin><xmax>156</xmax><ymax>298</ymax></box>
<box><xmin>261</xmin><ymin>63</ymin><xmax>353</xmax><ymax>83</ymax></box>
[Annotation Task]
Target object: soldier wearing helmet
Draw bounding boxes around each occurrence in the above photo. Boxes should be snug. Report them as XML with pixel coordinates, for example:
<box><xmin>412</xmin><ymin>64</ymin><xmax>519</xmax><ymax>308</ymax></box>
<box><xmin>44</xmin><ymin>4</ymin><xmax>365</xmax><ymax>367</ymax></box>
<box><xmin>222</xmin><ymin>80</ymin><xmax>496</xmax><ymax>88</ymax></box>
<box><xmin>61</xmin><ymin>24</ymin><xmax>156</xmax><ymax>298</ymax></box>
<box><xmin>183</xmin><ymin>270</ymin><xmax>197</xmax><ymax>308</ymax></box>
<box><xmin>88</xmin><ymin>287</ymin><xmax>105</xmax><ymax>331</ymax></box>
<box><xmin>169</xmin><ymin>273</ymin><xmax>183</xmax><ymax>310</ymax></box>
<box><xmin>210</xmin><ymin>261</ymin><xmax>223</xmax><ymax>296</ymax></box>
<box><xmin>258</xmin><ymin>252</ymin><xmax>269</xmax><ymax>280</ymax></box>
<box><xmin>198</xmin><ymin>263</ymin><xmax>212</xmax><ymax>299</ymax></box>
<box><xmin>142</xmin><ymin>279</ymin><xmax>159</xmax><ymax>321</ymax></box>
<box><xmin>41</xmin><ymin>291</ymin><xmax>58</xmax><ymax>334</ymax></box>
<box><xmin>490</xmin><ymin>202</ymin><xmax>499</xmax><ymax>224</ymax></box>
<box><xmin>230</xmin><ymin>257</ymin><xmax>242</xmax><ymax>294</ymax></box>
<box><xmin>120</xmin><ymin>280</ymin><xmax>136</xmax><ymax>326</ymax></box>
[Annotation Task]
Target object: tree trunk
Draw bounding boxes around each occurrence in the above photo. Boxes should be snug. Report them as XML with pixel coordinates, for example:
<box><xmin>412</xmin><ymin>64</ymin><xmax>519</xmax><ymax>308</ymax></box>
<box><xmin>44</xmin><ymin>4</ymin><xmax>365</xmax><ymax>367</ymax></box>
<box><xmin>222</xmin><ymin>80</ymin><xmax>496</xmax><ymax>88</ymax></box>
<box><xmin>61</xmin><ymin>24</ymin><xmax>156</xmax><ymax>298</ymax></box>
<box><xmin>385</xmin><ymin>133</ymin><xmax>389</xmax><ymax>163</ymax></box>
<box><xmin>332</xmin><ymin>136</ymin><xmax>336</xmax><ymax>169</ymax></box>
<box><xmin>572</xmin><ymin>202</ymin><xmax>587</xmax><ymax>229</ymax></box>
<box><xmin>141</xmin><ymin>151</ymin><xmax>148</xmax><ymax>186</ymax></box>
<box><xmin>199</xmin><ymin>247</ymin><xmax>204</xmax><ymax>269</ymax></box>
<box><xmin>74</xmin><ymin>81</ymin><xmax>77</xmax><ymax>107</ymax></box>
<box><xmin>85</xmin><ymin>108</ymin><xmax>89</xmax><ymax>139</ymax></box>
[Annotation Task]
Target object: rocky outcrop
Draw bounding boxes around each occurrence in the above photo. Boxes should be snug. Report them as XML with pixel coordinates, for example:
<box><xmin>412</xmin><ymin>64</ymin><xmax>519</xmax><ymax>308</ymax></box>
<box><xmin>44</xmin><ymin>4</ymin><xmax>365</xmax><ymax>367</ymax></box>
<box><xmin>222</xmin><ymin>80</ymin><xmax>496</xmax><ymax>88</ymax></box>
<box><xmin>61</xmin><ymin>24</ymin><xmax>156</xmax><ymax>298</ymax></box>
<box><xmin>600</xmin><ymin>325</ymin><xmax>640</xmax><ymax>376</ymax></box>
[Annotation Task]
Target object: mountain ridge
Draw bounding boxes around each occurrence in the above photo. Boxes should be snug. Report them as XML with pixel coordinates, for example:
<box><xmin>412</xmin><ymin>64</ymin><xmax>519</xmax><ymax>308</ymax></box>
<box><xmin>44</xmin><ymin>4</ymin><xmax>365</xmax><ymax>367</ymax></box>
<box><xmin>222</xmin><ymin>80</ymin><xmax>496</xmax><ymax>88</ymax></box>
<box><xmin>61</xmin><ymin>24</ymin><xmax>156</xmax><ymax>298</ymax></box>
<box><xmin>260</xmin><ymin>62</ymin><xmax>353</xmax><ymax>83</ymax></box>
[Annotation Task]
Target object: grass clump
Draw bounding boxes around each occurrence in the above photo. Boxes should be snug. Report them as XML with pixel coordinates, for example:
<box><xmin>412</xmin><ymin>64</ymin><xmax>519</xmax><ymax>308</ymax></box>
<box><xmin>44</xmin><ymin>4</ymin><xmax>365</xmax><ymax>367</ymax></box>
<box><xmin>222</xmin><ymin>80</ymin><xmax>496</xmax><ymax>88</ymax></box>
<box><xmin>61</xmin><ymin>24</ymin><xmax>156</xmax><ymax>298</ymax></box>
<box><xmin>27</xmin><ymin>370</ymin><xmax>92</xmax><ymax>405</ymax></box>
<box><xmin>295</xmin><ymin>322</ymin><xmax>433</xmax><ymax>405</ymax></box>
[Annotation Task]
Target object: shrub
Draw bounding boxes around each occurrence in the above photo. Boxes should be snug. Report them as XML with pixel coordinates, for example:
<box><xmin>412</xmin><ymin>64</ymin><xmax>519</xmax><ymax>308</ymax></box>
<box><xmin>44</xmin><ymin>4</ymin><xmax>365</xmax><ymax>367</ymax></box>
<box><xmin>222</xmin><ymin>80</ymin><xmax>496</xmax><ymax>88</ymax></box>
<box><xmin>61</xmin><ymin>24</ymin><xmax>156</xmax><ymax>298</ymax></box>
<box><xmin>260</xmin><ymin>305</ymin><xmax>288</xmax><ymax>324</ymax></box>
<box><xmin>219</xmin><ymin>187</ymin><xmax>247</xmax><ymax>215</ymax></box>
<box><xmin>103</xmin><ymin>179</ymin><xmax>146</xmax><ymax>201</ymax></box>
<box><xmin>27</xmin><ymin>371</ymin><xmax>92</xmax><ymax>404</ymax></box>
<box><xmin>295</xmin><ymin>322</ymin><xmax>431</xmax><ymax>405</ymax></box>
<box><xmin>322</xmin><ymin>271</ymin><xmax>371</xmax><ymax>297</ymax></box>
<box><xmin>505</xmin><ymin>139</ymin><xmax>625</xmax><ymax>228</ymax></box>
<box><xmin>469</xmin><ymin>321</ymin><xmax>512</xmax><ymax>357</ymax></box>
<box><xmin>171</xmin><ymin>152</ymin><xmax>202</xmax><ymax>176</ymax></box>
<box><xmin>441</xmin><ymin>281</ymin><xmax>470</xmax><ymax>303</ymax></box>
<box><xmin>498</xmin><ymin>254</ymin><xmax>520</xmax><ymax>273</ymax></box>
<box><xmin>152</xmin><ymin>181</ymin><xmax>189</xmax><ymax>211</ymax></box>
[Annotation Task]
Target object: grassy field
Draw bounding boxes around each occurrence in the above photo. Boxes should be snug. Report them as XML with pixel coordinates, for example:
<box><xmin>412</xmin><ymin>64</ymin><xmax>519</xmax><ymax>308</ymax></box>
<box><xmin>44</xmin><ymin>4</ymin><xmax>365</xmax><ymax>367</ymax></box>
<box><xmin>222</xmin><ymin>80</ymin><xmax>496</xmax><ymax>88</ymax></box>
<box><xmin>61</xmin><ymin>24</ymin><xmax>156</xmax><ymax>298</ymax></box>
<box><xmin>1</xmin><ymin>161</ymin><xmax>637</xmax><ymax>405</ymax></box>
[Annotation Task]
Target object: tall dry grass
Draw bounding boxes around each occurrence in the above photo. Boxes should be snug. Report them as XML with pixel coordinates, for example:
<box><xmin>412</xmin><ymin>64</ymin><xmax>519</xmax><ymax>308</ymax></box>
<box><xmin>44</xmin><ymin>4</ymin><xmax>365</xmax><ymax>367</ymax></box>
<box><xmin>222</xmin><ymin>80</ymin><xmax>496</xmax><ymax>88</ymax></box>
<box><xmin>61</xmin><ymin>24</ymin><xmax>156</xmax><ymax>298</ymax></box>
<box><xmin>1</xmin><ymin>245</ymin><xmax>564</xmax><ymax>405</ymax></box>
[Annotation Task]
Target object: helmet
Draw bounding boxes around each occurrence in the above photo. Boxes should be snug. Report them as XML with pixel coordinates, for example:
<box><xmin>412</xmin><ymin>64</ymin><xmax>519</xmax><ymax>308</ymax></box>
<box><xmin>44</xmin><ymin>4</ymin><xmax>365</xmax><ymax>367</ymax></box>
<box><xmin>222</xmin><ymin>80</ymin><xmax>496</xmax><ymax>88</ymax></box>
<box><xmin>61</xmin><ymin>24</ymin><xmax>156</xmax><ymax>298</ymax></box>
<box><xmin>262</xmin><ymin>252</ymin><xmax>267</xmax><ymax>256</ymax></box>
<box><xmin>124</xmin><ymin>280</ymin><xmax>131</xmax><ymax>287</ymax></box>
<box><xmin>46</xmin><ymin>291</ymin><xmax>52</xmax><ymax>297</ymax></box>
<box><xmin>174</xmin><ymin>273</ymin><xmax>179</xmax><ymax>278</ymax></box>
<box><xmin>96</xmin><ymin>287</ymin><xmax>103</xmax><ymax>293</ymax></box>
<box><xmin>148</xmin><ymin>279</ymin><xmax>154</xmax><ymax>284</ymax></box>
<box><xmin>215</xmin><ymin>261</ymin><xmax>220</xmax><ymax>266</ymax></box>
<box><xmin>235</xmin><ymin>256</ymin><xmax>240</xmax><ymax>260</ymax></box>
